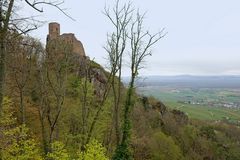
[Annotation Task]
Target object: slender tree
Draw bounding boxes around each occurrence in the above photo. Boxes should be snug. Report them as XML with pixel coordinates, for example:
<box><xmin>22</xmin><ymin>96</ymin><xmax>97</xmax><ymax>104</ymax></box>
<box><xmin>79</xmin><ymin>59</ymin><xmax>95</xmax><ymax>150</ymax></box>
<box><xmin>112</xmin><ymin>6</ymin><xmax>166</xmax><ymax>160</ymax></box>
<box><xmin>31</xmin><ymin>38</ymin><xmax>72</xmax><ymax>155</ymax></box>
<box><xmin>7</xmin><ymin>36</ymin><xmax>40</xmax><ymax>124</ymax></box>
<box><xmin>0</xmin><ymin>0</ymin><xmax>15</xmax><ymax>115</ymax></box>
<box><xmin>45</xmin><ymin>39</ymin><xmax>72</xmax><ymax>144</ymax></box>
<box><xmin>30</xmin><ymin>42</ymin><xmax>49</xmax><ymax>155</ymax></box>
<box><xmin>103</xmin><ymin>0</ymin><xmax>133</xmax><ymax>146</ymax></box>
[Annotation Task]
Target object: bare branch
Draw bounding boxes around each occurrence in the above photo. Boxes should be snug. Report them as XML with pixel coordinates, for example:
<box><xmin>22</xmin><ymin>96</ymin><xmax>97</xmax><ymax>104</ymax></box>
<box><xmin>25</xmin><ymin>0</ymin><xmax>75</xmax><ymax>21</ymax></box>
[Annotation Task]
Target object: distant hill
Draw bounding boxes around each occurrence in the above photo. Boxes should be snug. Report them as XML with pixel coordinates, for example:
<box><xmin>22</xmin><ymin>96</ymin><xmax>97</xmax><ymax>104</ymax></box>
<box><xmin>123</xmin><ymin>75</ymin><xmax>240</xmax><ymax>88</ymax></box>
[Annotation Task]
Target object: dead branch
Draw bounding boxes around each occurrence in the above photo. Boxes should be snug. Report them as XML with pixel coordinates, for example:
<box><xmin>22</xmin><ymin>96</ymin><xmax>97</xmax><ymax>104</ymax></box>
<box><xmin>25</xmin><ymin>0</ymin><xmax>75</xmax><ymax>21</ymax></box>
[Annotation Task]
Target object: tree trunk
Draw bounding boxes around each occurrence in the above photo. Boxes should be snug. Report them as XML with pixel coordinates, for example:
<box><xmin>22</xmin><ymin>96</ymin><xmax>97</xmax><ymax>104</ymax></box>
<box><xmin>121</xmin><ymin>75</ymin><xmax>135</xmax><ymax>147</ymax></box>
<box><xmin>40</xmin><ymin>113</ymin><xmax>49</xmax><ymax>155</ymax></box>
<box><xmin>113</xmin><ymin>75</ymin><xmax>135</xmax><ymax>160</ymax></box>
<box><xmin>112</xmin><ymin>76</ymin><xmax>121</xmax><ymax>145</ymax></box>
<box><xmin>0</xmin><ymin>40</ymin><xmax>5</xmax><ymax>113</ymax></box>
<box><xmin>115</xmin><ymin>58</ymin><xmax>123</xmax><ymax>145</ymax></box>
<box><xmin>19</xmin><ymin>89</ymin><xmax>25</xmax><ymax>124</ymax></box>
<box><xmin>0</xmin><ymin>0</ymin><xmax>15</xmax><ymax>114</ymax></box>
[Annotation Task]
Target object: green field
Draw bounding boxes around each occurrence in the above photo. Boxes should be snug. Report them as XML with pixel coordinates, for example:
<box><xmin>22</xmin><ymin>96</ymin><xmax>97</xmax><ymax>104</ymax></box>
<box><xmin>165</xmin><ymin>101</ymin><xmax>240</xmax><ymax>122</ymax></box>
<box><xmin>138</xmin><ymin>86</ymin><xmax>240</xmax><ymax>123</ymax></box>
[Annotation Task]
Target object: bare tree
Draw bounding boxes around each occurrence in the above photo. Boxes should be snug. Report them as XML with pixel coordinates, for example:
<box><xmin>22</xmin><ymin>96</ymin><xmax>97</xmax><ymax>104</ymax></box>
<box><xmin>34</xmin><ymin>65</ymin><xmax>50</xmax><ymax>155</ymax></box>
<box><xmin>30</xmin><ymin>38</ymin><xmax>72</xmax><ymax>155</ymax></box>
<box><xmin>45</xmin><ymin>39</ymin><xmax>72</xmax><ymax>145</ymax></box>
<box><xmin>27</xmin><ymin>40</ymin><xmax>50</xmax><ymax>154</ymax></box>
<box><xmin>103</xmin><ymin>0</ymin><xmax>133</xmax><ymax>146</ymax></box>
<box><xmin>7</xmin><ymin>36</ymin><xmax>40</xmax><ymax>124</ymax></box>
<box><xmin>113</xmin><ymin>8</ymin><xmax>166</xmax><ymax>160</ymax></box>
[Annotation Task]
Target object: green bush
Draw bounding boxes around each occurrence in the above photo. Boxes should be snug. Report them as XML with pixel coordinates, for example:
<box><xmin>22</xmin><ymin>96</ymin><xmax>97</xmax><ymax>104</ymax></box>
<box><xmin>149</xmin><ymin>131</ymin><xmax>184</xmax><ymax>160</ymax></box>
<box><xmin>46</xmin><ymin>141</ymin><xmax>69</xmax><ymax>160</ymax></box>
<box><xmin>78</xmin><ymin>139</ymin><xmax>109</xmax><ymax>160</ymax></box>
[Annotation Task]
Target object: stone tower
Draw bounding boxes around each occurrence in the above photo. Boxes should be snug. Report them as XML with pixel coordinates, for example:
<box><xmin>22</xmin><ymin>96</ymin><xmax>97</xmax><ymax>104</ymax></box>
<box><xmin>47</xmin><ymin>22</ymin><xmax>60</xmax><ymax>42</ymax></box>
<box><xmin>46</xmin><ymin>22</ymin><xmax>86</xmax><ymax>57</ymax></box>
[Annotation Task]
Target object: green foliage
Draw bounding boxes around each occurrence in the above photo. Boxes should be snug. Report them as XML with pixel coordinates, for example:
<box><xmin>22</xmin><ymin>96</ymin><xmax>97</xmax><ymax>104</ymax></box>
<box><xmin>113</xmin><ymin>86</ymin><xmax>136</xmax><ymax>160</ymax></box>
<box><xmin>228</xmin><ymin>145</ymin><xmax>240</xmax><ymax>160</ymax></box>
<box><xmin>113</xmin><ymin>142</ymin><xmax>133</xmax><ymax>160</ymax></box>
<box><xmin>46</xmin><ymin>141</ymin><xmax>69</xmax><ymax>160</ymax></box>
<box><xmin>2</xmin><ymin>125</ymin><xmax>42</xmax><ymax>160</ymax></box>
<box><xmin>149</xmin><ymin>131</ymin><xmax>184</xmax><ymax>160</ymax></box>
<box><xmin>0</xmin><ymin>98</ymin><xmax>42</xmax><ymax>160</ymax></box>
<box><xmin>179</xmin><ymin>125</ymin><xmax>198</xmax><ymax>154</ymax></box>
<box><xmin>199</xmin><ymin>126</ymin><xmax>216</xmax><ymax>140</ymax></box>
<box><xmin>68</xmin><ymin>75</ymin><xmax>95</xmax><ymax>100</ymax></box>
<box><xmin>113</xmin><ymin>111</ymin><xmax>133</xmax><ymax>160</ymax></box>
<box><xmin>78</xmin><ymin>140</ymin><xmax>109</xmax><ymax>160</ymax></box>
<box><xmin>65</xmin><ymin>75</ymin><xmax>112</xmax><ymax>151</ymax></box>
<box><xmin>90</xmin><ymin>60</ymin><xmax>102</xmax><ymax>69</ymax></box>
<box><xmin>65</xmin><ymin>76</ymin><xmax>95</xmax><ymax>144</ymax></box>
<box><xmin>0</xmin><ymin>97</ymin><xmax>15</xmax><ymax>127</ymax></box>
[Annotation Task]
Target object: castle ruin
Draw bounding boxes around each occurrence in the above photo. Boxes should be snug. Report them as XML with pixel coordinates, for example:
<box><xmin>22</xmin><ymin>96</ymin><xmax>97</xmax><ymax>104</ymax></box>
<box><xmin>46</xmin><ymin>22</ymin><xmax>107</xmax><ymax>96</ymax></box>
<box><xmin>46</xmin><ymin>22</ymin><xmax>86</xmax><ymax>57</ymax></box>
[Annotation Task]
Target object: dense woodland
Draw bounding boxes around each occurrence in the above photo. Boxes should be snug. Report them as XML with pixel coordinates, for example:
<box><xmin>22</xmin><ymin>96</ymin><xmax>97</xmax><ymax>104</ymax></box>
<box><xmin>0</xmin><ymin>0</ymin><xmax>240</xmax><ymax>160</ymax></box>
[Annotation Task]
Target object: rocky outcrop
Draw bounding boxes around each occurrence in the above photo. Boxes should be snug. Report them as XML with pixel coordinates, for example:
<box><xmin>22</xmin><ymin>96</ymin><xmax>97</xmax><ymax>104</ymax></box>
<box><xmin>171</xmin><ymin>109</ymin><xmax>188</xmax><ymax>125</ymax></box>
<box><xmin>90</xmin><ymin>67</ymin><xmax>108</xmax><ymax>97</ymax></box>
<box><xmin>153</xmin><ymin>101</ymin><xmax>167</xmax><ymax>116</ymax></box>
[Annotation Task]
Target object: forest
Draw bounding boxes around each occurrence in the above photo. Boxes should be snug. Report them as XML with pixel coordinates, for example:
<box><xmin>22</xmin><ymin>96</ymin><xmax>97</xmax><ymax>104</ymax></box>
<box><xmin>0</xmin><ymin>0</ymin><xmax>240</xmax><ymax>160</ymax></box>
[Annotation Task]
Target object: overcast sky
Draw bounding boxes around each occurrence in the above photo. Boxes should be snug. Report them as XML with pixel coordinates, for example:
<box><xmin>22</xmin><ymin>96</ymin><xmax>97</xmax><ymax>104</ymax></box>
<box><xmin>22</xmin><ymin>0</ymin><xmax>240</xmax><ymax>76</ymax></box>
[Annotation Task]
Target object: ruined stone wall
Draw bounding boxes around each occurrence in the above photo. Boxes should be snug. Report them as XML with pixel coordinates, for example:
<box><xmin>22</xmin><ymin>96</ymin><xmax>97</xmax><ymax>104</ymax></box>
<box><xmin>47</xmin><ymin>22</ymin><xmax>86</xmax><ymax>56</ymax></box>
<box><xmin>73</xmin><ymin>39</ymin><xmax>85</xmax><ymax>56</ymax></box>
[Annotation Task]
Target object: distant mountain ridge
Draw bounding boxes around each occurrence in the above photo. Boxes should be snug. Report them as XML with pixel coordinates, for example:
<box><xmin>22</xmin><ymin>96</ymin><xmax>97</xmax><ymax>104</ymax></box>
<box><xmin>123</xmin><ymin>75</ymin><xmax>240</xmax><ymax>88</ymax></box>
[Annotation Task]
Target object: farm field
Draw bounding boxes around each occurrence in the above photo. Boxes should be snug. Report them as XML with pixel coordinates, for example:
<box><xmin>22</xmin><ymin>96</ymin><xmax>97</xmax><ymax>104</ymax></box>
<box><xmin>137</xmin><ymin>86</ymin><xmax>240</xmax><ymax>123</ymax></box>
<box><xmin>165</xmin><ymin>101</ymin><xmax>240</xmax><ymax>121</ymax></box>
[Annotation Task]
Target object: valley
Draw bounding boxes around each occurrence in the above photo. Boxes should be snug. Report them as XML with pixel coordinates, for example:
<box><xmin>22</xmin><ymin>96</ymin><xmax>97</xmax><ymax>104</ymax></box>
<box><xmin>136</xmin><ymin>76</ymin><xmax>240</xmax><ymax>124</ymax></box>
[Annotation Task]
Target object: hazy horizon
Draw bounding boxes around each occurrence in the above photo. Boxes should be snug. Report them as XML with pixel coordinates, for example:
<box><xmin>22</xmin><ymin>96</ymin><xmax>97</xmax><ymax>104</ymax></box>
<box><xmin>124</xmin><ymin>74</ymin><xmax>240</xmax><ymax>77</ymax></box>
